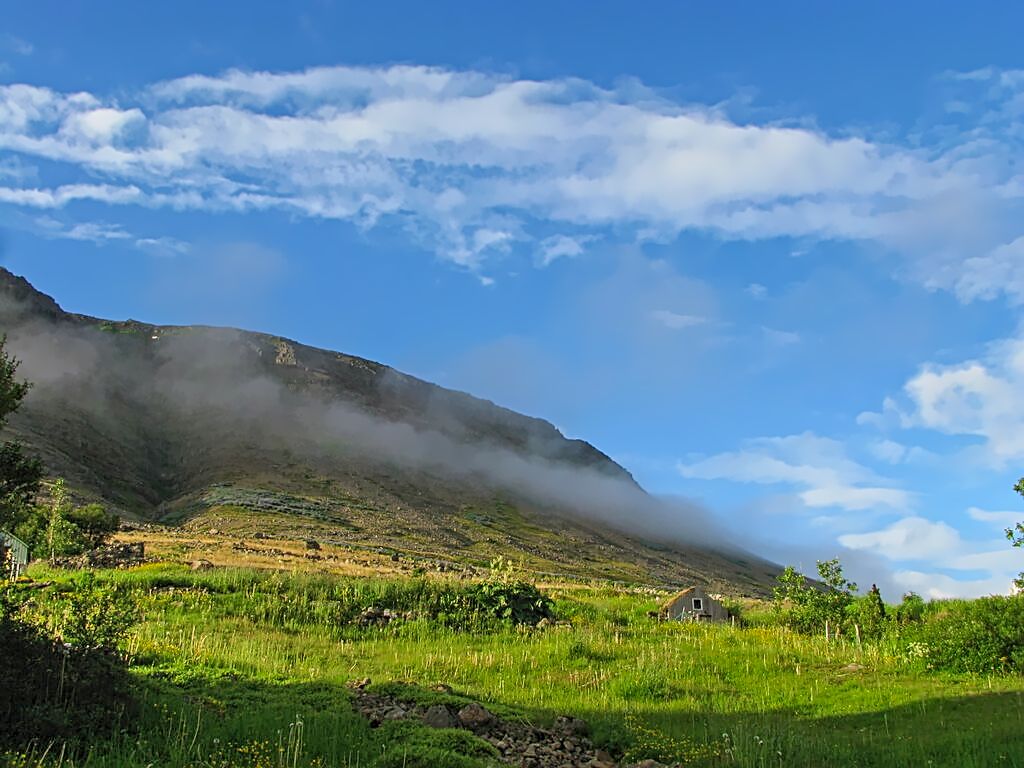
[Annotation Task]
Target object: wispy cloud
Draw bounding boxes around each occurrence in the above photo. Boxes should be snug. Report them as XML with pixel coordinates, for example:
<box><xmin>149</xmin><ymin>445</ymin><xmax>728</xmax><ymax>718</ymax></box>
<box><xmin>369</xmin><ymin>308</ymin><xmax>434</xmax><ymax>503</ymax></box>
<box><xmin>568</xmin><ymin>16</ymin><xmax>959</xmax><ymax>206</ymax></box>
<box><xmin>2</xmin><ymin>65</ymin><xmax>1023</xmax><ymax>278</ymax></box>
<box><xmin>34</xmin><ymin>216</ymin><xmax>131</xmax><ymax>244</ymax></box>
<box><xmin>678</xmin><ymin>431</ymin><xmax>913</xmax><ymax>511</ymax></box>
<box><xmin>0</xmin><ymin>35</ymin><xmax>33</xmax><ymax>57</ymax></box>
<box><xmin>650</xmin><ymin>309</ymin><xmax>707</xmax><ymax>330</ymax></box>
<box><xmin>967</xmin><ymin>506</ymin><xmax>1022</xmax><ymax>527</ymax></box>
<box><xmin>838</xmin><ymin>516</ymin><xmax>961</xmax><ymax>561</ymax></box>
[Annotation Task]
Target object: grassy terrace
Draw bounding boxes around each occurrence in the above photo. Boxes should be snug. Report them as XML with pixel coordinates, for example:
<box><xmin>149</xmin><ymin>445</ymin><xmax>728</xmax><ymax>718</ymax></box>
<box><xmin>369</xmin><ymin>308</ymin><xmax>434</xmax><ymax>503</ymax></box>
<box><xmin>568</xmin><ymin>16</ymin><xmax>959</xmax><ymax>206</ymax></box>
<box><xmin>7</xmin><ymin>563</ymin><xmax>1024</xmax><ymax>767</ymax></box>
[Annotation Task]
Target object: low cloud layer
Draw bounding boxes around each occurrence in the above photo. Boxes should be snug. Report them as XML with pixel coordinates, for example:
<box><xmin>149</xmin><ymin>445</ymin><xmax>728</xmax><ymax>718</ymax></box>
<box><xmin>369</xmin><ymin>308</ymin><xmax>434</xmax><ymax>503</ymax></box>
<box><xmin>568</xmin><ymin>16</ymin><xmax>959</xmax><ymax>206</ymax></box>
<box><xmin>2</xmin><ymin>294</ymin><xmax>739</xmax><ymax>556</ymax></box>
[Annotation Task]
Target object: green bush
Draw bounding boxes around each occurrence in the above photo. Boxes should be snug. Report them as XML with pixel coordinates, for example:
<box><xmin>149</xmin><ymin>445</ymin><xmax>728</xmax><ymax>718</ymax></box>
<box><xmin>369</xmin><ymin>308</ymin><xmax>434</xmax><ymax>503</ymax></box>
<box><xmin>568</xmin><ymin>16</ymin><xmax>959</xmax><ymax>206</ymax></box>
<box><xmin>916</xmin><ymin>595</ymin><xmax>1024</xmax><ymax>673</ymax></box>
<box><xmin>373</xmin><ymin>720</ymin><xmax>498</xmax><ymax>768</ymax></box>
<box><xmin>0</xmin><ymin>579</ymin><xmax>138</xmax><ymax>750</ymax></box>
<box><xmin>467</xmin><ymin>577</ymin><xmax>552</xmax><ymax>626</ymax></box>
<box><xmin>895</xmin><ymin>592</ymin><xmax>926</xmax><ymax>625</ymax></box>
<box><xmin>772</xmin><ymin>559</ymin><xmax>856</xmax><ymax>635</ymax></box>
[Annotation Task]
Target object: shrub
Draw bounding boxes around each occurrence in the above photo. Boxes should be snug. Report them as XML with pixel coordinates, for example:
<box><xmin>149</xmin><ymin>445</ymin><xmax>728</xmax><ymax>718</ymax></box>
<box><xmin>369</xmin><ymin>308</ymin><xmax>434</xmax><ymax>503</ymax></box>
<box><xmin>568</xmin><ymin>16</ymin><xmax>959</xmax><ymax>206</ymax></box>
<box><xmin>848</xmin><ymin>584</ymin><xmax>887</xmax><ymax>641</ymax></box>
<box><xmin>772</xmin><ymin>559</ymin><xmax>856</xmax><ymax>635</ymax></box>
<box><xmin>893</xmin><ymin>591</ymin><xmax>926</xmax><ymax>626</ymax></box>
<box><xmin>467</xmin><ymin>577</ymin><xmax>553</xmax><ymax>626</ymax></box>
<box><xmin>916</xmin><ymin>595</ymin><xmax>1024</xmax><ymax>673</ymax></box>
<box><xmin>0</xmin><ymin>577</ymin><xmax>139</xmax><ymax>750</ymax></box>
<box><xmin>373</xmin><ymin>720</ymin><xmax>498</xmax><ymax>768</ymax></box>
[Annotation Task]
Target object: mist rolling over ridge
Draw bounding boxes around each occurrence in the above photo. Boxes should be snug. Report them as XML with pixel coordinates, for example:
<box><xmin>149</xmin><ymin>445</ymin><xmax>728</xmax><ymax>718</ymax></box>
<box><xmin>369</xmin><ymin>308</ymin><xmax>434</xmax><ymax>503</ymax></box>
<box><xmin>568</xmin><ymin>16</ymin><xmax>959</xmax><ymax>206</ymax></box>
<box><xmin>0</xmin><ymin>267</ymin><xmax>775</xmax><ymax>592</ymax></box>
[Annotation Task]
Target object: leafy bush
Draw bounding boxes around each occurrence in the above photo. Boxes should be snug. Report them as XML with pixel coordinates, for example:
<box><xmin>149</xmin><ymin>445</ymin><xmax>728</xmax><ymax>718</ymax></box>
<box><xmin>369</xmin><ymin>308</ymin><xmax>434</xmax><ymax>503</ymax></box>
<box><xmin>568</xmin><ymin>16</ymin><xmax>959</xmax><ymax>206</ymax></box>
<box><xmin>895</xmin><ymin>591</ymin><xmax>926</xmax><ymax>625</ymax></box>
<box><xmin>772</xmin><ymin>559</ymin><xmax>856</xmax><ymax>635</ymax></box>
<box><xmin>847</xmin><ymin>584</ymin><xmax>887</xmax><ymax>641</ymax></box>
<box><xmin>915</xmin><ymin>595</ymin><xmax>1024</xmax><ymax>673</ymax></box>
<box><xmin>14</xmin><ymin>480</ymin><xmax>119</xmax><ymax>560</ymax></box>
<box><xmin>373</xmin><ymin>719</ymin><xmax>498</xmax><ymax>768</ymax></box>
<box><xmin>0</xmin><ymin>578</ymin><xmax>139</xmax><ymax>750</ymax></box>
<box><xmin>43</xmin><ymin>572</ymin><xmax>139</xmax><ymax>648</ymax></box>
<box><xmin>467</xmin><ymin>577</ymin><xmax>552</xmax><ymax>625</ymax></box>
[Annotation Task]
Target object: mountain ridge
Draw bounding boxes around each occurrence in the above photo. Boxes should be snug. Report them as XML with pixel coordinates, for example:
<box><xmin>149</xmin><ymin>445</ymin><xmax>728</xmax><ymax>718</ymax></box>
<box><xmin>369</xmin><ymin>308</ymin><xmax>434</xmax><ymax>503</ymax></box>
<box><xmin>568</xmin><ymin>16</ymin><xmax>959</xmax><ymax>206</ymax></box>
<box><xmin>0</xmin><ymin>268</ymin><xmax>777</xmax><ymax>593</ymax></box>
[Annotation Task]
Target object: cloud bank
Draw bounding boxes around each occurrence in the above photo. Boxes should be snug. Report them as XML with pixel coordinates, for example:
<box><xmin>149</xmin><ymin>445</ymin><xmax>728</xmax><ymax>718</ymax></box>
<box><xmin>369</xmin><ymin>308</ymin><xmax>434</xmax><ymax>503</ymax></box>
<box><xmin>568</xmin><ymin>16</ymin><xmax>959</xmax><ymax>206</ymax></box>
<box><xmin>2</xmin><ymin>64</ymin><xmax>1023</xmax><ymax>284</ymax></box>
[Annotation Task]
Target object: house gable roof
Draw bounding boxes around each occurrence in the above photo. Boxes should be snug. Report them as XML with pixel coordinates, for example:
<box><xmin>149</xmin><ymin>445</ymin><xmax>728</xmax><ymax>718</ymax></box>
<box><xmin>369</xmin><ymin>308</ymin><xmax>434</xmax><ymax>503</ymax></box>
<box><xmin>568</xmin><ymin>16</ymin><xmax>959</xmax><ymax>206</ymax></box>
<box><xmin>658</xmin><ymin>587</ymin><xmax>702</xmax><ymax>612</ymax></box>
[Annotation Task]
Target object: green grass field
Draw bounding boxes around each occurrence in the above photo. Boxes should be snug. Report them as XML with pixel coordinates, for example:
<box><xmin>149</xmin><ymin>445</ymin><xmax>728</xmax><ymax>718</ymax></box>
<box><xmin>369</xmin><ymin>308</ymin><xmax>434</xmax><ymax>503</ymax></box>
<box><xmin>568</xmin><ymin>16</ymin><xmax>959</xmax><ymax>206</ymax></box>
<box><xmin>8</xmin><ymin>563</ymin><xmax>1024</xmax><ymax>768</ymax></box>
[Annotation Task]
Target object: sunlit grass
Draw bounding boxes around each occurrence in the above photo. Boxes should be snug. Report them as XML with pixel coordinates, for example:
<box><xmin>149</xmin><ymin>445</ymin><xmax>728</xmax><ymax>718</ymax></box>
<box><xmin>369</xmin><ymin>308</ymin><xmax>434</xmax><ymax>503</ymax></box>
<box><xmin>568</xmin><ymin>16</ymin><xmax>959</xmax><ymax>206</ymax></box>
<box><xmin>11</xmin><ymin>564</ymin><xmax>1024</xmax><ymax>767</ymax></box>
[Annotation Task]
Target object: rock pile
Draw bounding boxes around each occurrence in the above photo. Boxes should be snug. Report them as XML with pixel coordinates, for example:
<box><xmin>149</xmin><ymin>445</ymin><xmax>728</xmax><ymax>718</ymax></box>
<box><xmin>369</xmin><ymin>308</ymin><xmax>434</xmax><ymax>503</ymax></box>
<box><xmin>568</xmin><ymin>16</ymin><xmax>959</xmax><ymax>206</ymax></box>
<box><xmin>52</xmin><ymin>542</ymin><xmax>146</xmax><ymax>569</ymax></box>
<box><xmin>348</xmin><ymin>680</ymin><xmax>677</xmax><ymax>768</ymax></box>
<box><xmin>352</xmin><ymin>606</ymin><xmax>407</xmax><ymax>627</ymax></box>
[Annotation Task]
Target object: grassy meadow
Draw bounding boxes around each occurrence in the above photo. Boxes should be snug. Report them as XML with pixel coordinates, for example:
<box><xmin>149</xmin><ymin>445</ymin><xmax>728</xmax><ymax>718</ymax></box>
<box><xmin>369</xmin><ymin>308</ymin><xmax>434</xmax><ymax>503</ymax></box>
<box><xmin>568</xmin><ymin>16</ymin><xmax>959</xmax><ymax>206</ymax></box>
<box><xmin>5</xmin><ymin>562</ymin><xmax>1023</xmax><ymax>768</ymax></box>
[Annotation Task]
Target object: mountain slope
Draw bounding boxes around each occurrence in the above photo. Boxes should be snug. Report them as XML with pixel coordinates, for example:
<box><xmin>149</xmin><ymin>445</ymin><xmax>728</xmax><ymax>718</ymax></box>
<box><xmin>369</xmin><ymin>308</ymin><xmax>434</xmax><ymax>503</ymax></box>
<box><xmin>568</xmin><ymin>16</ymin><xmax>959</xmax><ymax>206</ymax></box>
<box><xmin>0</xmin><ymin>268</ymin><xmax>776</xmax><ymax>593</ymax></box>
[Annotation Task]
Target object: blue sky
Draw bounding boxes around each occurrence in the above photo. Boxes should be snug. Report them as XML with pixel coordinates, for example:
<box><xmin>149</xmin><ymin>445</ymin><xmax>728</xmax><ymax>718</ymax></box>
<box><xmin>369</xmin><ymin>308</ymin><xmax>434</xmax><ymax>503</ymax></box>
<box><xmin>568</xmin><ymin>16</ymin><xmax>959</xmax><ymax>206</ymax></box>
<box><xmin>2</xmin><ymin>1</ymin><xmax>1024</xmax><ymax>597</ymax></box>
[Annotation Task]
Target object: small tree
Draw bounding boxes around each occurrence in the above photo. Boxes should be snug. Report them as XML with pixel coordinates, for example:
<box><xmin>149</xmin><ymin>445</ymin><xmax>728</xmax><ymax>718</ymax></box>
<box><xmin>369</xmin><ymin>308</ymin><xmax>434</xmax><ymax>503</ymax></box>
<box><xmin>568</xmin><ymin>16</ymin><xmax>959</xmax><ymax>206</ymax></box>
<box><xmin>895</xmin><ymin>591</ymin><xmax>925</xmax><ymax>625</ymax></box>
<box><xmin>851</xmin><ymin>584</ymin><xmax>887</xmax><ymax>640</ymax></box>
<box><xmin>0</xmin><ymin>336</ymin><xmax>43</xmax><ymax>534</ymax></box>
<box><xmin>1009</xmin><ymin>479</ymin><xmax>1024</xmax><ymax>590</ymax></box>
<box><xmin>773</xmin><ymin>558</ymin><xmax>857</xmax><ymax>636</ymax></box>
<box><xmin>15</xmin><ymin>480</ymin><xmax>118</xmax><ymax>559</ymax></box>
<box><xmin>66</xmin><ymin>503</ymin><xmax>120</xmax><ymax>549</ymax></box>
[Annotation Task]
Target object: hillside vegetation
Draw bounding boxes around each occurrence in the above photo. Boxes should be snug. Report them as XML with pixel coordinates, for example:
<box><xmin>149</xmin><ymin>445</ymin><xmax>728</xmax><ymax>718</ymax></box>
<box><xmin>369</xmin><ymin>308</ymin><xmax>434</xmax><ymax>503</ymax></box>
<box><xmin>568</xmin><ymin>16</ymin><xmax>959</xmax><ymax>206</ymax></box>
<box><xmin>0</xmin><ymin>267</ymin><xmax>776</xmax><ymax>593</ymax></box>
<box><xmin>2</xmin><ymin>561</ymin><xmax>1023</xmax><ymax>768</ymax></box>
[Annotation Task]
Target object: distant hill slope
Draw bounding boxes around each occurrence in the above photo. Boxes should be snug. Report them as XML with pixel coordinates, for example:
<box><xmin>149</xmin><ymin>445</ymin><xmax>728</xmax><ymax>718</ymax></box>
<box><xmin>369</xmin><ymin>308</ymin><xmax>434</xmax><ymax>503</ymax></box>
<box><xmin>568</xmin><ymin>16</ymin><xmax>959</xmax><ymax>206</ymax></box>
<box><xmin>0</xmin><ymin>268</ymin><xmax>777</xmax><ymax>593</ymax></box>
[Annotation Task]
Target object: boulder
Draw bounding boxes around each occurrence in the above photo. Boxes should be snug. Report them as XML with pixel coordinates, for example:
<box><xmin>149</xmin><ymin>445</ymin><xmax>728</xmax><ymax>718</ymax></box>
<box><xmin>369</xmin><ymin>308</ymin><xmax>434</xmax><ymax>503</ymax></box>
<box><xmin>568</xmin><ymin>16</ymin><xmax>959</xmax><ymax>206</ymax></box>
<box><xmin>423</xmin><ymin>704</ymin><xmax>457</xmax><ymax>729</ymax></box>
<box><xmin>457</xmin><ymin>702</ymin><xmax>494</xmax><ymax>730</ymax></box>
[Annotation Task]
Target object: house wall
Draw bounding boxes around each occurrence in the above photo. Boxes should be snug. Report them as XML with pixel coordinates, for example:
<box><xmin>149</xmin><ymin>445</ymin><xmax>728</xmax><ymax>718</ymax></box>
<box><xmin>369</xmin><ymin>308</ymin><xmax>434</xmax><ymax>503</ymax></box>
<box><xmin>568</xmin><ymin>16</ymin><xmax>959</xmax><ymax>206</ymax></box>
<box><xmin>664</xmin><ymin>587</ymin><xmax>730</xmax><ymax>622</ymax></box>
<box><xmin>1</xmin><ymin>532</ymin><xmax>29</xmax><ymax>580</ymax></box>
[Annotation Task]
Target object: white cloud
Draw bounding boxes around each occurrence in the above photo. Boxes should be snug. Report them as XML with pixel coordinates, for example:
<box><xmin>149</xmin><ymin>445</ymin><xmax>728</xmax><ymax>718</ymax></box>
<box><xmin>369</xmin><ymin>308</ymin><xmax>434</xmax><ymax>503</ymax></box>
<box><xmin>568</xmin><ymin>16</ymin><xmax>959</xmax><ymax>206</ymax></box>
<box><xmin>33</xmin><ymin>216</ymin><xmax>131</xmax><ymax>244</ymax></box>
<box><xmin>745</xmin><ymin>282</ymin><xmax>766</xmax><ymax>299</ymax></box>
<box><xmin>0</xmin><ymin>35</ymin><xmax>33</xmax><ymax>56</ymax></box>
<box><xmin>2</xmin><ymin>65</ymin><xmax>1023</xmax><ymax>277</ymax></box>
<box><xmin>856</xmin><ymin>396</ymin><xmax>907</xmax><ymax>430</ymax></box>
<box><xmin>868</xmin><ymin>439</ymin><xmax>909</xmax><ymax>464</ymax></box>
<box><xmin>761</xmin><ymin>326</ymin><xmax>800</xmax><ymax>346</ymax></box>
<box><xmin>650</xmin><ymin>309</ymin><xmax>707</xmax><ymax>330</ymax></box>
<box><xmin>839</xmin><ymin>516</ymin><xmax>962</xmax><ymax>561</ymax></box>
<box><xmin>678</xmin><ymin>431</ymin><xmax>913</xmax><ymax>511</ymax></box>
<box><xmin>538</xmin><ymin>234</ymin><xmax>588</xmax><ymax>266</ymax></box>
<box><xmin>967</xmin><ymin>506</ymin><xmax>1022</xmax><ymax>527</ymax></box>
<box><xmin>866</xmin><ymin>438</ymin><xmax>933</xmax><ymax>465</ymax></box>
<box><xmin>892</xmin><ymin>569</ymin><xmax>1015</xmax><ymax>599</ymax></box>
<box><xmin>889</xmin><ymin>335</ymin><xmax>1024</xmax><ymax>466</ymax></box>
<box><xmin>135</xmin><ymin>236</ymin><xmax>191</xmax><ymax>256</ymax></box>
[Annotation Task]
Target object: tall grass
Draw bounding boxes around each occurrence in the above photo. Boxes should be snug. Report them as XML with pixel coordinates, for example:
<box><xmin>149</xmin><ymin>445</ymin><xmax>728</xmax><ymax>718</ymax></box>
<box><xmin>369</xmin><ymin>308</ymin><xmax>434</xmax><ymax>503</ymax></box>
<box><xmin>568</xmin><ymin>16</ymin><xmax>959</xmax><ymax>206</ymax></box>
<box><xmin>10</xmin><ymin>564</ymin><xmax>1024</xmax><ymax>767</ymax></box>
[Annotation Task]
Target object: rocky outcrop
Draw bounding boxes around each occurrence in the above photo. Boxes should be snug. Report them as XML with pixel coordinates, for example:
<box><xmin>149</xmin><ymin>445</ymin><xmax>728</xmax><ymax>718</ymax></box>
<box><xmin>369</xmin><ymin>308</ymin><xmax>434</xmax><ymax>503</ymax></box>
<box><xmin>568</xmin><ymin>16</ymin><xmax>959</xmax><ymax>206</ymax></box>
<box><xmin>348</xmin><ymin>680</ymin><xmax>679</xmax><ymax>768</ymax></box>
<box><xmin>51</xmin><ymin>542</ymin><xmax>145</xmax><ymax>569</ymax></box>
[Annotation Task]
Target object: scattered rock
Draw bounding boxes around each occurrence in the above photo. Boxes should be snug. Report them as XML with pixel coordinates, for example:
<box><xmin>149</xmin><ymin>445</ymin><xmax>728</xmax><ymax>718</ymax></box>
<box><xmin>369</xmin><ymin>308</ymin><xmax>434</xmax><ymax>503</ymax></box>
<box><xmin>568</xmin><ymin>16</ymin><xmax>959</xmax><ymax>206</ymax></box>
<box><xmin>52</xmin><ymin>542</ymin><xmax>146</xmax><ymax>570</ymax></box>
<box><xmin>457</xmin><ymin>702</ymin><xmax>494</xmax><ymax>730</ymax></box>
<box><xmin>253</xmin><ymin>532</ymin><xmax>269</xmax><ymax>540</ymax></box>
<box><xmin>554</xmin><ymin>716</ymin><xmax>591</xmax><ymax>738</ymax></box>
<box><xmin>351</xmin><ymin>686</ymin><xmax>613</xmax><ymax>766</ymax></box>
<box><xmin>190</xmin><ymin>559</ymin><xmax>214</xmax><ymax>571</ymax></box>
<box><xmin>353</xmin><ymin>606</ymin><xmax>398</xmax><ymax>627</ymax></box>
<box><xmin>423</xmin><ymin>704</ymin><xmax>458</xmax><ymax>729</ymax></box>
<box><xmin>841</xmin><ymin>663</ymin><xmax>867</xmax><ymax>672</ymax></box>
<box><xmin>305</xmin><ymin>539</ymin><xmax>321</xmax><ymax>550</ymax></box>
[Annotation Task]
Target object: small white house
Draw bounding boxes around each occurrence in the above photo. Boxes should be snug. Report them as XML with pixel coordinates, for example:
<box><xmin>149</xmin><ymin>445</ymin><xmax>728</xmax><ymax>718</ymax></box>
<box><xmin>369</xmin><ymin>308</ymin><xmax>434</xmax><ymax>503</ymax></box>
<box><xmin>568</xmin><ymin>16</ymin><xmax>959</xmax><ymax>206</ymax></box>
<box><xmin>659</xmin><ymin>586</ymin><xmax>730</xmax><ymax>623</ymax></box>
<box><xmin>1</xmin><ymin>531</ymin><xmax>29</xmax><ymax>580</ymax></box>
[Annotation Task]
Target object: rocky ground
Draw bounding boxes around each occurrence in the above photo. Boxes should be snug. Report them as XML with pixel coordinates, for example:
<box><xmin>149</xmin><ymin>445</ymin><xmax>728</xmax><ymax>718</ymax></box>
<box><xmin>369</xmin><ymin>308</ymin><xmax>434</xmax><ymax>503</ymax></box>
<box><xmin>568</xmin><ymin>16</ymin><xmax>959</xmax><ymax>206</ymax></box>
<box><xmin>348</xmin><ymin>679</ymin><xmax>677</xmax><ymax>768</ymax></box>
